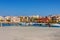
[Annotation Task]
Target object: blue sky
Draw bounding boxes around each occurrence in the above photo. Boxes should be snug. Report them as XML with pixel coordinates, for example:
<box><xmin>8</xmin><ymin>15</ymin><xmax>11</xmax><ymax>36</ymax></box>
<box><xmin>0</xmin><ymin>0</ymin><xmax>60</xmax><ymax>16</ymax></box>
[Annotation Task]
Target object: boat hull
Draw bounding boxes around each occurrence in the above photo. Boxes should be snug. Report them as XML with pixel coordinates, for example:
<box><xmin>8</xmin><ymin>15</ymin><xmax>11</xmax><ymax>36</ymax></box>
<box><xmin>50</xmin><ymin>24</ymin><xmax>60</xmax><ymax>27</ymax></box>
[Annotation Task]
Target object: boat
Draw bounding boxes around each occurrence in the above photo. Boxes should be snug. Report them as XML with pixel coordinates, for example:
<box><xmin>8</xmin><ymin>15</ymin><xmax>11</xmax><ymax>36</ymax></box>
<box><xmin>19</xmin><ymin>22</ymin><xmax>31</xmax><ymax>26</ymax></box>
<box><xmin>50</xmin><ymin>23</ymin><xmax>60</xmax><ymax>27</ymax></box>
<box><xmin>19</xmin><ymin>22</ymin><xmax>46</xmax><ymax>26</ymax></box>
<box><xmin>31</xmin><ymin>23</ymin><xmax>46</xmax><ymax>27</ymax></box>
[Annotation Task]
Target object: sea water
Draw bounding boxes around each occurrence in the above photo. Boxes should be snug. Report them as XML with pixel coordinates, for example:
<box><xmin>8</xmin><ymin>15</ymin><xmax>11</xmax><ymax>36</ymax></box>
<box><xmin>0</xmin><ymin>23</ymin><xmax>60</xmax><ymax>27</ymax></box>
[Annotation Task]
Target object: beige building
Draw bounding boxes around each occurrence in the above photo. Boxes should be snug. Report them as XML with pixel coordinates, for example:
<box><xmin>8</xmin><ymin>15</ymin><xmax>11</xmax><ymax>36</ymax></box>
<box><xmin>11</xmin><ymin>16</ymin><xmax>20</xmax><ymax>23</ymax></box>
<box><xmin>20</xmin><ymin>16</ymin><xmax>24</xmax><ymax>22</ymax></box>
<box><xmin>56</xmin><ymin>16</ymin><xmax>60</xmax><ymax>22</ymax></box>
<box><xmin>0</xmin><ymin>16</ymin><xmax>5</xmax><ymax>23</ymax></box>
<box><xmin>4</xmin><ymin>16</ymin><xmax>12</xmax><ymax>23</ymax></box>
<box><xmin>20</xmin><ymin>16</ymin><xmax>31</xmax><ymax>23</ymax></box>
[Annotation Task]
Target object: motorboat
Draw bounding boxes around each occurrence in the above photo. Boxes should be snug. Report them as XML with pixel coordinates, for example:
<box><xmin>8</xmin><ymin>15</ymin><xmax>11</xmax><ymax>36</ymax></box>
<box><xmin>50</xmin><ymin>23</ymin><xmax>60</xmax><ymax>27</ymax></box>
<box><xmin>31</xmin><ymin>23</ymin><xmax>46</xmax><ymax>26</ymax></box>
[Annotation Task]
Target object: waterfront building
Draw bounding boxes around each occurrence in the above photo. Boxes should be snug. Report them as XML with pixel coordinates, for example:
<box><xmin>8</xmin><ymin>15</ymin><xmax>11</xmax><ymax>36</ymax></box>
<box><xmin>20</xmin><ymin>16</ymin><xmax>32</xmax><ymax>23</ymax></box>
<box><xmin>23</xmin><ymin>16</ymin><xmax>29</xmax><ymax>22</ymax></box>
<box><xmin>0</xmin><ymin>16</ymin><xmax>5</xmax><ymax>23</ymax></box>
<box><xmin>51</xmin><ymin>16</ymin><xmax>57</xmax><ymax>23</ymax></box>
<box><xmin>36</xmin><ymin>16</ymin><xmax>50</xmax><ymax>23</ymax></box>
<box><xmin>30</xmin><ymin>15</ymin><xmax>40</xmax><ymax>22</ymax></box>
<box><xmin>20</xmin><ymin>16</ymin><xmax>28</xmax><ymax>22</ymax></box>
<box><xmin>20</xmin><ymin>16</ymin><xmax>24</xmax><ymax>22</ymax></box>
<box><xmin>56</xmin><ymin>16</ymin><xmax>60</xmax><ymax>23</ymax></box>
<box><xmin>4</xmin><ymin>16</ymin><xmax>12</xmax><ymax>23</ymax></box>
<box><xmin>11</xmin><ymin>16</ymin><xmax>20</xmax><ymax>23</ymax></box>
<box><xmin>0</xmin><ymin>15</ymin><xmax>60</xmax><ymax>24</ymax></box>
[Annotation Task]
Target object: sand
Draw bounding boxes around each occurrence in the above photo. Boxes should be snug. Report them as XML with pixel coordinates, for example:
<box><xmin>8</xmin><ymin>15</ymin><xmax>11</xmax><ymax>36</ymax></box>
<box><xmin>0</xmin><ymin>26</ymin><xmax>60</xmax><ymax>40</ymax></box>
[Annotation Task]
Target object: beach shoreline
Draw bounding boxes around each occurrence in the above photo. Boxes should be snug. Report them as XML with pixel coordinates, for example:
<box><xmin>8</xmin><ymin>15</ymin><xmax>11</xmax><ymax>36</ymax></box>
<box><xmin>0</xmin><ymin>26</ymin><xmax>60</xmax><ymax>40</ymax></box>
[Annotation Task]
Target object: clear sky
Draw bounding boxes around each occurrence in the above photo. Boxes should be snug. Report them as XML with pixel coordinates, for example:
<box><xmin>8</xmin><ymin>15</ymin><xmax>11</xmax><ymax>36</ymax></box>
<box><xmin>0</xmin><ymin>0</ymin><xmax>60</xmax><ymax>16</ymax></box>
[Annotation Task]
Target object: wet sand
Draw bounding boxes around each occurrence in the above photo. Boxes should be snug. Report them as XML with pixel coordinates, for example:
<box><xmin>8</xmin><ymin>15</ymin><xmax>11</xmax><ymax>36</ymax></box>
<box><xmin>0</xmin><ymin>26</ymin><xmax>60</xmax><ymax>40</ymax></box>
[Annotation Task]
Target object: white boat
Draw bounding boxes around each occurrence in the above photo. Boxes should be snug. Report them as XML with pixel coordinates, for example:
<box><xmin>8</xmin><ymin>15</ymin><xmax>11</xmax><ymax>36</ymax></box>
<box><xmin>50</xmin><ymin>23</ymin><xmax>60</xmax><ymax>27</ymax></box>
<box><xmin>20</xmin><ymin>22</ymin><xmax>32</xmax><ymax>26</ymax></box>
<box><xmin>21</xmin><ymin>22</ymin><xmax>46</xmax><ymax>26</ymax></box>
<box><xmin>31</xmin><ymin>23</ymin><xmax>46</xmax><ymax>26</ymax></box>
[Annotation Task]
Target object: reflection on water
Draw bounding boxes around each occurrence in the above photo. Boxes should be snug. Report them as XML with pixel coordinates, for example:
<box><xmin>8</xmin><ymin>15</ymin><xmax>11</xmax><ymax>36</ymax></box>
<box><xmin>0</xmin><ymin>23</ymin><xmax>13</xmax><ymax>26</ymax></box>
<box><xmin>0</xmin><ymin>23</ymin><xmax>60</xmax><ymax>27</ymax></box>
<box><xmin>0</xmin><ymin>23</ymin><xmax>45</xmax><ymax>27</ymax></box>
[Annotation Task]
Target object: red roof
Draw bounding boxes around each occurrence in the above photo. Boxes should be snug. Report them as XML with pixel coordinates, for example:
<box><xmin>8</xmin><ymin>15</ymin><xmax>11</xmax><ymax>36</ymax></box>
<box><xmin>37</xmin><ymin>17</ymin><xmax>49</xmax><ymax>23</ymax></box>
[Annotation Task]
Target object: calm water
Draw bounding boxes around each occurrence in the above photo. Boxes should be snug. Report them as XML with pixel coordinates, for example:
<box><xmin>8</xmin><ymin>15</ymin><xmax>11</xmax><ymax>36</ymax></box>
<box><xmin>0</xmin><ymin>23</ymin><xmax>60</xmax><ymax>27</ymax></box>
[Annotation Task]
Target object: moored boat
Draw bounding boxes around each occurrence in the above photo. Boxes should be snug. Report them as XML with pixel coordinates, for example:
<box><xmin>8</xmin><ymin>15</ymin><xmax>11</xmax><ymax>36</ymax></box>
<box><xmin>50</xmin><ymin>23</ymin><xmax>60</xmax><ymax>27</ymax></box>
<box><xmin>31</xmin><ymin>23</ymin><xmax>46</xmax><ymax>26</ymax></box>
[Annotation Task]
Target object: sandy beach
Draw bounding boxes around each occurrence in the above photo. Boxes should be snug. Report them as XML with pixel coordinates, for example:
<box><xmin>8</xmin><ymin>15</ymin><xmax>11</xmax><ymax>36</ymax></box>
<box><xmin>0</xmin><ymin>26</ymin><xmax>60</xmax><ymax>40</ymax></box>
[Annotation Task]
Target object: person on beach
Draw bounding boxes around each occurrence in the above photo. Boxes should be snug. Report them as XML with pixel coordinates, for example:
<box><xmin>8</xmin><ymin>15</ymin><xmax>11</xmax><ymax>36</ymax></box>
<box><xmin>46</xmin><ymin>23</ymin><xmax>50</xmax><ymax>27</ymax></box>
<box><xmin>48</xmin><ymin>23</ymin><xmax>50</xmax><ymax>27</ymax></box>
